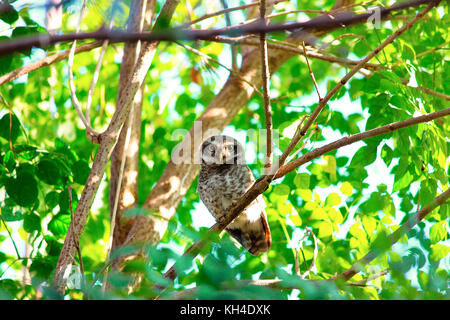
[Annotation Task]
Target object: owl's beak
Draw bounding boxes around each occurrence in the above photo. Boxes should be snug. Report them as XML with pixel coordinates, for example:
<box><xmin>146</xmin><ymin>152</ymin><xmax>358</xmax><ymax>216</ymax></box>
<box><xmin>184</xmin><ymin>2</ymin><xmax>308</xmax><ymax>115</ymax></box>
<box><xmin>218</xmin><ymin>148</ymin><xmax>231</xmax><ymax>164</ymax></box>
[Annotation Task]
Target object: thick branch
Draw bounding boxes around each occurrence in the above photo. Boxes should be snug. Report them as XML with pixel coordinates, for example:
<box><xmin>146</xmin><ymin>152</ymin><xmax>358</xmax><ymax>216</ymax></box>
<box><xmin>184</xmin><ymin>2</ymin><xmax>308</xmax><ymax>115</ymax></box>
<box><xmin>0</xmin><ymin>0</ymin><xmax>438</xmax><ymax>57</ymax></box>
<box><xmin>275</xmin><ymin>108</ymin><xmax>450</xmax><ymax>179</ymax></box>
<box><xmin>110</xmin><ymin>0</ymin><xmax>155</xmax><ymax>251</ymax></box>
<box><xmin>51</xmin><ymin>0</ymin><xmax>180</xmax><ymax>294</ymax></box>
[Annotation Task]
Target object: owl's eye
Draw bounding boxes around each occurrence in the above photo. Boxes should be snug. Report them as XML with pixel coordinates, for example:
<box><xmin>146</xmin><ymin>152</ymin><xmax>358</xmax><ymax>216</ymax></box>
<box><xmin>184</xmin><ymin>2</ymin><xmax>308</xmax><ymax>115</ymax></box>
<box><xmin>208</xmin><ymin>145</ymin><xmax>215</xmax><ymax>152</ymax></box>
<box><xmin>226</xmin><ymin>145</ymin><xmax>234</xmax><ymax>151</ymax></box>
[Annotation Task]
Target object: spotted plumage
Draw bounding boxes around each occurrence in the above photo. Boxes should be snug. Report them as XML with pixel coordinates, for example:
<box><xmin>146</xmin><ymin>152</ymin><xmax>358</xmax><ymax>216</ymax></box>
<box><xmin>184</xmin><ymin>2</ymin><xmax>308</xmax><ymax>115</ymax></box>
<box><xmin>197</xmin><ymin>135</ymin><xmax>271</xmax><ymax>255</ymax></box>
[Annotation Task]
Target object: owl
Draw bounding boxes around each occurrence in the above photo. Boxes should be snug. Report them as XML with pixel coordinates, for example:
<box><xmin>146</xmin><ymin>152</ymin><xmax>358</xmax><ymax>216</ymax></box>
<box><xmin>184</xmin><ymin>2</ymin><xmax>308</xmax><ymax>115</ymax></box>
<box><xmin>197</xmin><ymin>135</ymin><xmax>271</xmax><ymax>255</ymax></box>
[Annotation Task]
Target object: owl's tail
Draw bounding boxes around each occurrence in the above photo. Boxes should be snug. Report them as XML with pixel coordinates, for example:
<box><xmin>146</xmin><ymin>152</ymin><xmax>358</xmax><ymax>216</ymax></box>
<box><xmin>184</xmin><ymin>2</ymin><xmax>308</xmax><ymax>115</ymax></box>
<box><xmin>226</xmin><ymin>213</ymin><xmax>271</xmax><ymax>256</ymax></box>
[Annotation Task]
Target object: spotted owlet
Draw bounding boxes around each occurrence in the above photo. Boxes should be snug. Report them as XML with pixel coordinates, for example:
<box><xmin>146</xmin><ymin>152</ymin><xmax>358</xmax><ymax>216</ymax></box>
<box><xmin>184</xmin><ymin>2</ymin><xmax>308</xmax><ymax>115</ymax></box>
<box><xmin>197</xmin><ymin>135</ymin><xmax>271</xmax><ymax>255</ymax></box>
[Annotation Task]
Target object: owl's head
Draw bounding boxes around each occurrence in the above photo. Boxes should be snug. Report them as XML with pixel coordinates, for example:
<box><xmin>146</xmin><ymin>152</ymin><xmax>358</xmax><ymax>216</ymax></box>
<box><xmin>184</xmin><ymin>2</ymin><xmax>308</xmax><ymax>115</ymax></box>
<box><xmin>200</xmin><ymin>135</ymin><xmax>244</xmax><ymax>166</ymax></box>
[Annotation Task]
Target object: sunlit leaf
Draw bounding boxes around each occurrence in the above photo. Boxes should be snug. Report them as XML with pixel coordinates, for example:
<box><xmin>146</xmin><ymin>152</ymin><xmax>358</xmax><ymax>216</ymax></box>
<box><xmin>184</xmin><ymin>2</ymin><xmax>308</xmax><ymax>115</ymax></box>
<box><xmin>430</xmin><ymin>244</ymin><xmax>450</xmax><ymax>262</ymax></box>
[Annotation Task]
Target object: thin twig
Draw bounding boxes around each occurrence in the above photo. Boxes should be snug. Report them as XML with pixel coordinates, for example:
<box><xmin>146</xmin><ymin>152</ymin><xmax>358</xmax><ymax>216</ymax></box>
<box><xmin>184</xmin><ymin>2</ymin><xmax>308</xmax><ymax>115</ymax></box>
<box><xmin>179</xmin><ymin>0</ymin><xmax>288</xmax><ymax>28</ymax></box>
<box><xmin>219</xmin><ymin>0</ymin><xmax>238</xmax><ymax>70</ymax></box>
<box><xmin>175</xmin><ymin>41</ymin><xmax>263</xmax><ymax>96</ymax></box>
<box><xmin>337</xmin><ymin>188</ymin><xmax>450</xmax><ymax>282</ymax></box>
<box><xmin>67</xmin><ymin>0</ymin><xmax>100</xmax><ymax>142</ymax></box>
<box><xmin>302</xmin><ymin>41</ymin><xmax>322</xmax><ymax>100</ymax></box>
<box><xmin>259</xmin><ymin>0</ymin><xmax>273</xmax><ymax>175</ymax></box>
<box><xmin>286</xmin><ymin>125</ymin><xmax>318</xmax><ymax>163</ymax></box>
<box><xmin>85</xmin><ymin>0</ymin><xmax>121</xmax><ymax>124</ymax></box>
<box><xmin>347</xmin><ymin>270</ymin><xmax>389</xmax><ymax>287</ymax></box>
<box><xmin>218</xmin><ymin>0</ymin><xmax>378</xmax><ymax>32</ymax></box>
<box><xmin>216</xmin><ymin>36</ymin><xmax>383</xmax><ymax>71</ymax></box>
<box><xmin>0</xmin><ymin>41</ymin><xmax>103</xmax><ymax>86</ymax></box>
<box><xmin>296</xmin><ymin>228</ymin><xmax>318</xmax><ymax>279</ymax></box>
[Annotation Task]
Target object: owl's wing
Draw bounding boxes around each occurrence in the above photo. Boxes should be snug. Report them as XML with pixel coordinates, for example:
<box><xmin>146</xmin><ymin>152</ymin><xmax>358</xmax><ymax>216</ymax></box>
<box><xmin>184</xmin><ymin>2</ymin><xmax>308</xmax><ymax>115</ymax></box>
<box><xmin>226</xmin><ymin>167</ymin><xmax>272</xmax><ymax>255</ymax></box>
<box><xmin>226</xmin><ymin>198</ymin><xmax>272</xmax><ymax>256</ymax></box>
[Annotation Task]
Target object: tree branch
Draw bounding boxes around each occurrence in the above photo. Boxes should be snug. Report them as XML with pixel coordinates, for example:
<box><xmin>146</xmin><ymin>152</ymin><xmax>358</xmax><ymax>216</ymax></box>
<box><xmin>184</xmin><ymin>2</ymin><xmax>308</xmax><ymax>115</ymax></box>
<box><xmin>290</xmin><ymin>0</ymin><xmax>439</xmax><ymax>153</ymax></box>
<box><xmin>179</xmin><ymin>0</ymin><xmax>288</xmax><ymax>28</ymax></box>
<box><xmin>0</xmin><ymin>41</ymin><xmax>103</xmax><ymax>86</ymax></box>
<box><xmin>51</xmin><ymin>0</ymin><xmax>180</xmax><ymax>295</ymax></box>
<box><xmin>0</xmin><ymin>0</ymin><xmax>438</xmax><ymax>57</ymax></box>
<box><xmin>275</xmin><ymin>107</ymin><xmax>450</xmax><ymax>179</ymax></box>
<box><xmin>337</xmin><ymin>188</ymin><xmax>450</xmax><ymax>282</ymax></box>
<box><xmin>67</xmin><ymin>0</ymin><xmax>100</xmax><ymax>143</ymax></box>
<box><xmin>163</xmin><ymin>269</ymin><xmax>388</xmax><ymax>300</ymax></box>
<box><xmin>110</xmin><ymin>0</ymin><xmax>155</xmax><ymax>252</ymax></box>
<box><xmin>301</xmin><ymin>41</ymin><xmax>322</xmax><ymax>100</ymax></box>
<box><xmin>259</xmin><ymin>0</ymin><xmax>273</xmax><ymax>174</ymax></box>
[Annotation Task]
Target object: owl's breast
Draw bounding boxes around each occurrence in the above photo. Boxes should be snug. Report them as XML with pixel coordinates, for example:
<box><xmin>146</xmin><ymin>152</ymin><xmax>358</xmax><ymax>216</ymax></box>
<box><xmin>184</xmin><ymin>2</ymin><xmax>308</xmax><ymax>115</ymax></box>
<box><xmin>198</xmin><ymin>164</ymin><xmax>252</xmax><ymax>217</ymax></box>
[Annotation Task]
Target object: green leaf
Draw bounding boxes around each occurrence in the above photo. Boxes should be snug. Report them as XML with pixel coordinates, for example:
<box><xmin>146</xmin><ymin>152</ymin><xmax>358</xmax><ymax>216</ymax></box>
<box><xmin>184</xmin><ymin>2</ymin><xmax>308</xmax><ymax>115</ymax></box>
<box><xmin>401</xmin><ymin>43</ymin><xmax>416</xmax><ymax>62</ymax></box>
<box><xmin>418</xmin><ymin>270</ymin><xmax>428</xmax><ymax>290</ymax></box>
<box><xmin>325</xmin><ymin>193</ymin><xmax>341</xmax><ymax>207</ymax></box>
<box><xmin>297</xmin><ymin>189</ymin><xmax>312</xmax><ymax>201</ymax></box>
<box><xmin>72</xmin><ymin>160</ymin><xmax>90</xmax><ymax>185</ymax></box>
<box><xmin>362</xmin><ymin>216</ymin><xmax>377</xmax><ymax>235</ymax></box>
<box><xmin>381</xmin><ymin>144</ymin><xmax>394</xmax><ymax>167</ymax></box>
<box><xmin>318</xmin><ymin>221</ymin><xmax>333</xmax><ymax>238</ymax></box>
<box><xmin>322</xmin><ymin>155</ymin><xmax>337</xmax><ymax>181</ymax></box>
<box><xmin>290</xmin><ymin>214</ymin><xmax>302</xmax><ymax>226</ymax></box>
<box><xmin>45</xmin><ymin>191</ymin><xmax>59</xmax><ymax>210</ymax></box>
<box><xmin>23</xmin><ymin>212</ymin><xmax>41</xmax><ymax>233</ymax></box>
<box><xmin>370</xmin><ymin>230</ymin><xmax>391</xmax><ymax>252</ymax></box>
<box><xmin>294</xmin><ymin>173</ymin><xmax>310</xmax><ymax>189</ymax></box>
<box><xmin>273</xmin><ymin>184</ymin><xmax>290</xmax><ymax>196</ymax></box>
<box><xmin>37</xmin><ymin>158</ymin><xmax>62</xmax><ymax>185</ymax></box>
<box><xmin>393</xmin><ymin>170</ymin><xmax>414</xmax><ymax>192</ymax></box>
<box><xmin>0</xmin><ymin>4</ymin><xmax>19</xmax><ymax>24</ymax></box>
<box><xmin>430</xmin><ymin>244</ymin><xmax>450</xmax><ymax>262</ymax></box>
<box><xmin>5</xmin><ymin>172</ymin><xmax>38</xmax><ymax>207</ymax></box>
<box><xmin>349</xmin><ymin>145</ymin><xmax>377</xmax><ymax>168</ymax></box>
<box><xmin>430</xmin><ymin>221</ymin><xmax>447</xmax><ymax>244</ymax></box>
<box><xmin>340</xmin><ymin>182</ymin><xmax>353</xmax><ymax>197</ymax></box>
<box><xmin>48</xmin><ymin>214</ymin><xmax>71</xmax><ymax>236</ymax></box>
<box><xmin>419</xmin><ymin>179</ymin><xmax>437</xmax><ymax>208</ymax></box>
<box><xmin>3</xmin><ymin>150</ymin><xmax>16</xmax><ymax>171</ymax></box>
<box><xmin>1</xmin><ymin>206</ymin><xmax>24</xmax><ymax>221</ymax></box>
<box><xmin>0</xmin><ymin>113</ymin><xmax>22</xmax><ymax>143</ymax></box>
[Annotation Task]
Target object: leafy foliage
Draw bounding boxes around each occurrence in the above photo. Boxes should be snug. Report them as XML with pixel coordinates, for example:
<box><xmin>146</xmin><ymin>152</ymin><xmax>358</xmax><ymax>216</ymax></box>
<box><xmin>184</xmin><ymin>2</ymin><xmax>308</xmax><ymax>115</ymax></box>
<box><xmin>0</xmin><ymin>0</ymin><xmax>449</xmax><ymax>300</ymax></box>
